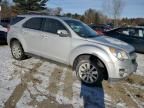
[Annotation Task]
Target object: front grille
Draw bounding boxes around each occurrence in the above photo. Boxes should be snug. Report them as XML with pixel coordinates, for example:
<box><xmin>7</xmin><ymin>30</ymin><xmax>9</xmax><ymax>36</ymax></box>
<box><xmin>129</xmin><ymin>51</ymin><xmax>136</xmax><ymax>64</ymax></box>
<box><xmin>132</xmin><ymin>59</ymin><xmax>136</xmax><ymax>64</ymax></box>
<box><xmin>129</xmin><ymin>51</ymin><xmax>136</xmax><ymax>59</ymax></box>
<box><xmin>129</xmin><ymin>51</ymin><xmax>135</xmax><ymax>57</ymax></box>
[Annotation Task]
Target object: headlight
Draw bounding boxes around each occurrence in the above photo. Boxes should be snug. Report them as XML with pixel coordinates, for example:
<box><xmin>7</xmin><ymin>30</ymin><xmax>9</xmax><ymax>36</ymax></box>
<box><xmin>109</xmin><ymin>47</ymin><xmax>129</xmax><ymax>60</ymax></box>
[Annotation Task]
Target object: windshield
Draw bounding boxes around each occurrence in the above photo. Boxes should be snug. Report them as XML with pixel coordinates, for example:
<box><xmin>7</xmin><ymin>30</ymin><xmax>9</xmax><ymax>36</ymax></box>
<box><xmin>64</xmin><ymin>20</ymin><xmax>98</xmax><ymax>38</ymax></box>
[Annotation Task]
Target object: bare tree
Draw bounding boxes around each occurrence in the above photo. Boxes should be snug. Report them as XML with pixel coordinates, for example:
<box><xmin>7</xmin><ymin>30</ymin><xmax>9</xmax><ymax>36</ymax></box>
<box><xmin>47</xmin><ymin>7</ymin><xmax>62</xmax><ymax>16</ymax></box>
<box><xmin>55</xmin><ymin>7</ymin><xmax>62</xmax><ymax>15</ymax></box>
<box><xmin>102</xmin><ymin>0</ymin><xmax>112</xmax><ymax>16</ymax></box>
<box><xmin>103</xmin><ymin>0</ymin><xmax>124</xmax><ymax>26</ymax></box>
<box><xmin>112</xmin><ymin>0</ymin><xmax>124</xmax><ymax>26</ymax></box>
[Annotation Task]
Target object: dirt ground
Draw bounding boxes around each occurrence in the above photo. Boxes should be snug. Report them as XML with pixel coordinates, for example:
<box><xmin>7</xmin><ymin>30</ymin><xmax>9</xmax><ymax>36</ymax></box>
<box><xmin>0</xmin><ymin>46</ymin><xmax>144</xmax><ymax>108</ymax></box>
<box><xmin>3</xmin><ymin>60</ymin><xmax>144</xmax><ymax>108</ymax></box>
<box><xmin>103</xmin><ymin>75</ymin><xmax>144</xmax><ymax>108</ymax></box>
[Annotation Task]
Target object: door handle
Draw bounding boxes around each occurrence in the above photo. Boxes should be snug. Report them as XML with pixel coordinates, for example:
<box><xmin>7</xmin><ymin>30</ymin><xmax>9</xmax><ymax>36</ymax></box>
<box><xmin>43</xmin><ymin>35</ymin><xmax>48</xmax><ymax>38</ymax></box>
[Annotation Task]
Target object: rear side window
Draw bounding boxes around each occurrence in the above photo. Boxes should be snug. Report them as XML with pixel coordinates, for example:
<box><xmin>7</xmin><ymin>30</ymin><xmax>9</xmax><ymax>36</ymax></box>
<box><xmin>10</xmin><ymin>17</ymin><xmax>25</xmax><ymax>25</ymax></box>
<box><xmin>117</xmin><ymin>28</ymin><xmax>130</xmax><ymax>36</ymax></box>
<box><xmin>23</xmin><ymin>18</ymin><xmax>43</xmax><ymax>30</ymax></box>
<box><xmin>139</xmin><ymin>29</ymin><xmax>144</xmax><ymax>37</ymax></box>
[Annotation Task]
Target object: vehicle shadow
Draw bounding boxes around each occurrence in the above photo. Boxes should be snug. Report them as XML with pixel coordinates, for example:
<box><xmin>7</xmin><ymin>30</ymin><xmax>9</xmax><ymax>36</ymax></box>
<box><xmin>0</xmin><ymin>42</ymin><xmax>7</xmax><ymax>46</ymax></box>
<box><xmin>80</xmin><ymin>82</ymin><xmax>105</xmax><ymax>108</ymax></box>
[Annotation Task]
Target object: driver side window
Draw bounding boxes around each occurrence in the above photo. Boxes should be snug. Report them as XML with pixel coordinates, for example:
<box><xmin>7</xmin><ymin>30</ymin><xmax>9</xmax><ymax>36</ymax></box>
<box><xmin>42</xmin><ymin>18</ymin><xmax>66</xmax><ymax>34</ymax></box>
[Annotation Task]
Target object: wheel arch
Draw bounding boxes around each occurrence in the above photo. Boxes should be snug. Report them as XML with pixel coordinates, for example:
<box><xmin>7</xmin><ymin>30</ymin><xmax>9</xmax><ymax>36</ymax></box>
<box><xmin>9</xmin><ymin>37</ymin><xmax>27</xmax><ymax>52</ymax></box>
<box><xmin>10</xmin><ymin>38</ymin><xmax>21</xmax><ymax>47</ymax></box>
<box><xmin>72</xmin><ymin>53</ymin><xmax>109</xmax><ymax>80</ymax></box>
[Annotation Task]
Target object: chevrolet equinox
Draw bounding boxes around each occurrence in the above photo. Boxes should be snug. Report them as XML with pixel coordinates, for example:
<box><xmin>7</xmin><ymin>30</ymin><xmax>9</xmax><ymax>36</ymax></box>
<box><xmin>7</xmin><ymin>15</ymin><xmax>137</xmax><ymax>85</ymax></box>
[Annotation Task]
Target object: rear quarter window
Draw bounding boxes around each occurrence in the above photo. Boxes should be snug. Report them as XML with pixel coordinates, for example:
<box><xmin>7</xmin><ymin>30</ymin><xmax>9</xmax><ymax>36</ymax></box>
<box><xmin>10</xmin><ymin>17</ymin><xmax>25</xmax><ymax>25</ymax></box>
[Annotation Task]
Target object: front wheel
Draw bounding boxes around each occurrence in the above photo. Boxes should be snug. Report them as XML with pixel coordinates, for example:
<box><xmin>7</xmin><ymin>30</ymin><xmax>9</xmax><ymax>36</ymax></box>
<box><xmin>75</xmin><ymin>55</ymin><xmax>103</xmax><ymax>85</ymax></box>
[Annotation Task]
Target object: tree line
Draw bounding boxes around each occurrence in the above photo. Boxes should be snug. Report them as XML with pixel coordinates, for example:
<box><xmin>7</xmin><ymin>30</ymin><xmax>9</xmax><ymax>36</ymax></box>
<box><xmin>0</xmin><ymin>0</ymin><xmax>144</xmax><ymax>27</ymax></box>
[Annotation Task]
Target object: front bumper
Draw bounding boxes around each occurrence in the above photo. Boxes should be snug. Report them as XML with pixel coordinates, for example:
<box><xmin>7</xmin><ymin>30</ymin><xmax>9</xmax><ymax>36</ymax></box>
<box><xmin>107</xmin><ymin>53</ymin><xmax>138</xmax><ymax>82</ymax></box>
<box><xmin>0</xmin><ymin>32</ymin><xmax>7</xmax><ymax>44</ymax></box>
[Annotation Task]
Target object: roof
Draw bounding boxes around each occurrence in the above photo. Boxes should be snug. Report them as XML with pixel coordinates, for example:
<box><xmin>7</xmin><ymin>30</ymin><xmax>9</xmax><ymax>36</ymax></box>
<box><xmin>17</xmin><ymin>14</ymin><xmax>76</xmax><ymax>21</ymax></box>
<box><xmin>126</xmin><ymin>26</ymin><xmax>144</xmax><ymax>29</ymax></box>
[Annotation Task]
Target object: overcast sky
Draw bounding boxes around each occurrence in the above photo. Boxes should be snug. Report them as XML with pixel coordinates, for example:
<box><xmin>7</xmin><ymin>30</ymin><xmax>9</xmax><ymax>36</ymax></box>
<box><xmin>7</xmin><ymin>0</ymin><xmax>144</xmax><ymax>18</ymax></box>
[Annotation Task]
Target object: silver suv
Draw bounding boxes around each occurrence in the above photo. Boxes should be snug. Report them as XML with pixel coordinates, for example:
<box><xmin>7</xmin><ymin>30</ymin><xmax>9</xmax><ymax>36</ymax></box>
<box><xmin>7</xmin><ymin>15</ymin><xmax>137</xmax><ymax>85</ymax></box>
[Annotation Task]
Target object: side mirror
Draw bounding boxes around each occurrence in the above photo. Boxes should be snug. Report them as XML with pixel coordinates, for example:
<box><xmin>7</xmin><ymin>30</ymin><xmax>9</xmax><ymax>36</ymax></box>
<box><xmin>57</xmin><ymin>30</ymin><xmax>69</xmax><ymax>37</ymax></box>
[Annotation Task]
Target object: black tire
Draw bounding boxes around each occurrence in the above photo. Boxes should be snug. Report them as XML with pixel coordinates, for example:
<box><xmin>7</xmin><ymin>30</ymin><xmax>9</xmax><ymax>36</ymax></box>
<box><xmin>75</xmin><ymin>55</ymin><xmax>104</xmax><ymax>86</ymax></box>
<box><xmin>10</xmin><ymin>40</ymin><xmax>27</xmax><ymax>60</ymax></box>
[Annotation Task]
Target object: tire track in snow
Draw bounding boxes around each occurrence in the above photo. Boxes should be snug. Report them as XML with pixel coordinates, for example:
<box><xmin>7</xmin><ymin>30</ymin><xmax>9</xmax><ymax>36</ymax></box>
<box><xmin>4</xmin><ymin>61</ymin><xmax>43</xmax><ymax>108</ymax></box>
<box><xmin>56</xmin><ymin>68</ymin><xmax>67</xmax><ymax>103</ymax></box>
<box><xmin>63</xmin><ymin>69</ymin><xmax>73</xmax><ymax>100</ymax></box>
<box><xmin>123</xmin><ymin>84</ymin><xmax>143</xmax><ymax>108</ymax></box>
<box><xmin>47</xmin><ymin>66</ymin><xmax>63</xmax><ymax>95</ymax></box>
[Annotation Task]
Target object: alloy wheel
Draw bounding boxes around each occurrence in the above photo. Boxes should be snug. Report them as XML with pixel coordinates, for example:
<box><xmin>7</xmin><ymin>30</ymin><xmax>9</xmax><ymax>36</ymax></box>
<box><xmin>12</xmin><ymin>43</ymin><xmax>22</xmax><ymax>59</ymax></box>
<box><xmin>78</xmin><ymin>63</ymin><xmax>98</xmax><ymax>84</ymax></box>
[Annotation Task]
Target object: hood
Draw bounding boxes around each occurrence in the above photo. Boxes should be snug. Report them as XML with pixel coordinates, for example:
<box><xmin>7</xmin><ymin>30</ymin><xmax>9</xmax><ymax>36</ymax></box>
<box><xmin>86</xmin><ymin>35</ymin><xmax>135</xmax><ymax>53</ymax></box>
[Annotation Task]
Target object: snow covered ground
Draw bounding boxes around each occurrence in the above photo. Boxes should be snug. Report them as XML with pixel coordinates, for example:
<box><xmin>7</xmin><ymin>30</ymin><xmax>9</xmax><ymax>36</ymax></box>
<box><xmin>136</xmin><ymin>54</ymin><xmax>144</xmax><ymax>76</ymax></box>
<box><xmin>0</xmin><ymin>46</ymin><xmax>144</xmax><ymax>108</ymax></box>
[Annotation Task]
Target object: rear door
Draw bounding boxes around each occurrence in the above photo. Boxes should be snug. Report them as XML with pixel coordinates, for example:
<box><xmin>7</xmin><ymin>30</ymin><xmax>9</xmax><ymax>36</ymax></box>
<box><xmin>114</xmin><ymin>28</ymin><xmax>135</xmax><ymax>45</ymax></box>
<box><xmin>105</xmin><ymin>28</ymin><xmax>120</xmax><ymax>38</ymax></box>
<box><xmin>137</xmin><ymin>29</ymin><xmax>144</xmax><ymax>53</ymax></box>
<box><xmin>117</xmin><ymin>28</ymin><xmax>144</xmax><ymax>53</ymax></box>
<box><xmin>129</xmin><ymin>28</ymin><xmax>144</xmax><ymax>53</ymax></box>
<box><xmin>22</xmin><ymin>17</ymin><xmax>44</xmax><ymax>55</ymax></box>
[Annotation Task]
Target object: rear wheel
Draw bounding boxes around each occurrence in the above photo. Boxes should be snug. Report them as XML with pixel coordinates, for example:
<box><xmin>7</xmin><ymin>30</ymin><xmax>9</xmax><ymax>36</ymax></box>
<box><xmin>75</xmin><ymin>55</ymin><xmax>104</xmax><ymax>86</ymax></box>
<box><xmin>11</xmin><ymin>40</ymin><xmax>27</xmax><ymax>60</ymax></box>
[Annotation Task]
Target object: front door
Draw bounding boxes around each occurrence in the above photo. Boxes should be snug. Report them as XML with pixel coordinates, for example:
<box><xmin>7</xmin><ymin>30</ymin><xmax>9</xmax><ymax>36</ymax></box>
<box><xmin>41</xmin><ymin>18</ymin><xmax>71</xmax><ymax>64</ymax></box>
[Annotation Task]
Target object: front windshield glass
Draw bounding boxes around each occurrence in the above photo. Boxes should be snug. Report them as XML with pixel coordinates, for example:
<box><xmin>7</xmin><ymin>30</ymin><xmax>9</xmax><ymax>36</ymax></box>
<box><xmin>64</xmin><ymin>20</ymin><xmax>97</xmax><ymax>38</ymax></box>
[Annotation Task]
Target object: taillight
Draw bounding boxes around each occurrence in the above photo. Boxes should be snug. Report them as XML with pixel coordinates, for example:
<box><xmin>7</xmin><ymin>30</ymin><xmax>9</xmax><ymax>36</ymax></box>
<box><xmin>7</xmin><ymin>25</ymin><xmax>10</xmax><ymax>32</ymax></box>
<box><xmin>96</xmin><ymin>30</ymin><xmax>104</xmax><ymax>35</ymax></box>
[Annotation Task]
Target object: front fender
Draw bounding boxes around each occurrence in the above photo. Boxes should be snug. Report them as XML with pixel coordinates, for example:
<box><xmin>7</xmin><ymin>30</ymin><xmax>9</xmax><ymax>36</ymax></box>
<box><xmin>69</xmin><ymin>45</ymin><xmax>116</xmax><ymax>79</ymax></box>
<box><xmin>70</xmin><ymin>45</ymin><xmax>112</xmax><ymax>66</ymax></box>
<box><xmin>70</xmin><ymin>45</ymin><xmax>116</xmax><ymax>78</ymax></box>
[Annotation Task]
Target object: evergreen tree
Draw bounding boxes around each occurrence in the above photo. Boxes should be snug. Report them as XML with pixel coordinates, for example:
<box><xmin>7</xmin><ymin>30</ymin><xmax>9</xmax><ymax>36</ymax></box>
<box><xmin>13</xmin><ymin>0</ymin><xmax>48</xmax><ymax>13</ymax></box>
